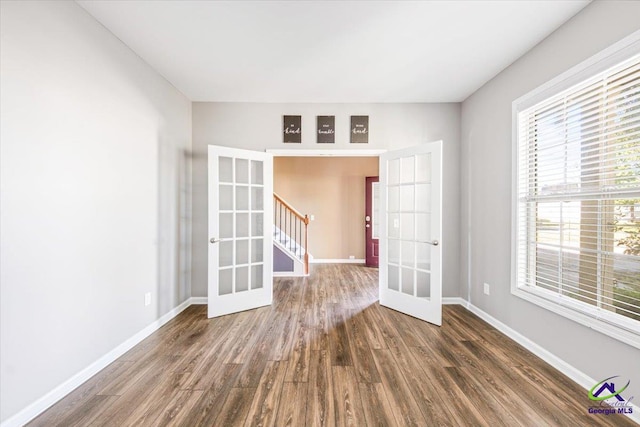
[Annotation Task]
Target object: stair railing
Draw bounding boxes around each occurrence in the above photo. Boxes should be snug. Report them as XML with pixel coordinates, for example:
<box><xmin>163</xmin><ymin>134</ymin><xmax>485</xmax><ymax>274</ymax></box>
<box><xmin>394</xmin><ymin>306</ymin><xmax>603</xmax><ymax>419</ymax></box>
<box><xmin>273</xmin><ymin>193</ymin><xmax>309</xmax><ymax>275</ymax></box>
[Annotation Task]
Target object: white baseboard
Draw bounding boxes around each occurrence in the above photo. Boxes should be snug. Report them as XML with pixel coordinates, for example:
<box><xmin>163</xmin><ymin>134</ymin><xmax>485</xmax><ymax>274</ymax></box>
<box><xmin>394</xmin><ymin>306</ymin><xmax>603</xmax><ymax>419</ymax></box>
<box><xmin>310</xmin><ymin>259</ymin><xmax>365</xmax><ymax>264</ymax></box>
<box><xmin>189</xmin><ymin>297</ymin><xmax>208</xmax><ymax>305</ymax></box>
<box><xmin>442</xmin><ymin>297</ymin><xmax>467</xmax><ymax>305</ymax></box>
<box><xmin>0</xmin><ymin>297</ymin><xmax>197</xmax><ymax>427</ymax></box>
<box><xmin>273</xmin><ymin>271</ymin><xmax>308</xmax><ymax>277</ymax></box>
<box><xmin>463</xmin><ymin>301</ymin><xmax>640</xmax><ymax>425</ymax></box>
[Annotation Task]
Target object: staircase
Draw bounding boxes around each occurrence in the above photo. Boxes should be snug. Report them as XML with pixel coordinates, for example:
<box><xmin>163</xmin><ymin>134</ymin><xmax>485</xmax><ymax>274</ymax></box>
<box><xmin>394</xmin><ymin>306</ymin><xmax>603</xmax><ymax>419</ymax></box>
<box><xmin>273</xmin><ymin>193</ymin><xmax>310</xmax><ymax>276</ymax></box>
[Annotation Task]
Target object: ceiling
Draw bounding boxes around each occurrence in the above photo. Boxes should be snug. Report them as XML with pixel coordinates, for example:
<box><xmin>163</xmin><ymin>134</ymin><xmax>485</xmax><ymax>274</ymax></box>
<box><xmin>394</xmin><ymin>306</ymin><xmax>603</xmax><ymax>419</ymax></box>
<box><xmin>77</xmin><ymin>0</ymin><xmax>589</xmax><ymax>103</ymax></box>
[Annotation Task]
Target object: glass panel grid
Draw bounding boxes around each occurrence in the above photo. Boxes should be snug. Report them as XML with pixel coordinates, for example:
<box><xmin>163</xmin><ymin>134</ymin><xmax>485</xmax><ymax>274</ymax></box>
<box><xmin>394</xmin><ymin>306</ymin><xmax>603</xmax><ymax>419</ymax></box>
<box><xmin>236</xmin><ymin>186</ymin><xmax>249</xmax><ymax>210</ymax></box>
<box><xmin>251</xmin><ymin>160</ymin><xmax>264</xmax><ymax>185</ymax></box>
<box><xmin>220</xmin><ymin>185</ymin><xmax>233</xmax><ymax>211</ymax></box>
<box><xmin>372</xmin><ymin>182</ymin><xmax>380</xmax><ymax>239</ymax></box>
<box><xmin>236</xmin><ymin>266</ymin><xmax>249</xmax><ymax>292</ymax></box>
<box><xmin>388</xmin><ymin>186</ymin><xmax>400</xmax><ymax>213</ymax></box>
<box><xmin>215</xmin><ymin>153</ymin><xmax>268</xmax><ymax>301</ymax></box>
<box><xmin>252</xmin><ymin>187</ymin><xmax>264</xmax><ymax>211</ymax></box>
<box><xmin>401</xmin><ymin>268</ymin><xmax>414</xmax><ymax>295</ymax></box>
<box><xmin>219</xmin><ymin>268</ymin><xmax>233</xmax><ymax>295</ymax></box>
<box><xmin>219</xmin><ymin>156</ymin><xmax>233</xmax><ymax>183</ymax></box>
<box><xmin>416</xmin><ymin>153</ymin><xmax>432</xmax><ymax>183</ymax></box>
<box><xmin>251</xmin><ymin>264</ymin><xmax>263</xmax><ymax>289</ymax></box>
<box><xmin>400</xmin><ymin>156</ymin><xmax>415</xmax><ymax>184</ymax></box>
<box><xmin>386</xmin><ymin>153</ymin><xmax>433</xmax><ymax>298</ymax></box>
<box><xmin>220</xmin><ymin>241</ymin><xmax>233</xmax><ymax>267</ymax></box>
<box><xmin>400</xmin><ymin>185</ymin><xmax>414</xmax><ymax>212</ymax></box>
<box><xmin>235</xmin><ymin>158</ymin><xmax>248</xmax><ymax>184</ymax></box>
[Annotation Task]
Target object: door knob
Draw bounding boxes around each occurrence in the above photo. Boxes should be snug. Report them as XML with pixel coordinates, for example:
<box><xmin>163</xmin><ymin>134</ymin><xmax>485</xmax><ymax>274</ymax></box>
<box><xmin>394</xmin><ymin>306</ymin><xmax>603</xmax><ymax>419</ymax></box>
<box><xmin>210</xmin><ymin>237</ymin><xmax>220</xmax><ymax>244</ymax></box>
<box><xmin>365</xmin><ymin>224</ymin><xmax>370</xmax><ymax>228</ymax></box>
<box><xmin>427</xmin><ymin>240</ymin><xmax>439</xmax><ymax>246</ymax></box>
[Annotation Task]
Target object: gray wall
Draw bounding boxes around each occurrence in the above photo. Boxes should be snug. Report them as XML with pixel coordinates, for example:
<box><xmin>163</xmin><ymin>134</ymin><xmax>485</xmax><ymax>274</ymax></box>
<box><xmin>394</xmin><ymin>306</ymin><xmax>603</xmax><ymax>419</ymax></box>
<box><xmin>0</xmin><ymin>2</ymin><xmax>192</xmax><ymax>422</ymax></box>
<box><xmin>460</xmin><ymin>0</ymin><xmax>640</xmax><ymax>398</ymax></box>
<box><xmin>192</xmin><ymin>102</ymin><xmax>461</xmax><ymax>298</ymax></box>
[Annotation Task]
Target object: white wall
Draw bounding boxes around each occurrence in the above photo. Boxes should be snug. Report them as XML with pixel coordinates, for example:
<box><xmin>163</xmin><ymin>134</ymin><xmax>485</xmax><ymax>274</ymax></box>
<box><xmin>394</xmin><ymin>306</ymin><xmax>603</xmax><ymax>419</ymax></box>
<box><xmin>192</xmin><ymin>102</ymin><xmax>461</xmax><ymax>297</ymax></box>
<box><xmin>461</xmin><ymin>0</ymin><xmax>640</xmax><ymax>399</ymax></box>
<box><xmin>0</xmin><ymin>1</ymin><xmax>192</xmax><ymax>422</ymax></box>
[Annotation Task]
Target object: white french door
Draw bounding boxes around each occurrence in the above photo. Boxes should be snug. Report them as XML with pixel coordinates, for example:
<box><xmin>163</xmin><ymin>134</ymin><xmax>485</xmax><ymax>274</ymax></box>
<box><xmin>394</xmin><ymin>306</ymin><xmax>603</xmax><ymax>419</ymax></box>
<box><xmin>208</xmin><ymin>145</ymin><xmax>273</xmax><ymax>318</ymax></box>
<box><xmin>379</xmin><ymin>141</ymin><xmax>442</xmax><ymax>325</ymax></box>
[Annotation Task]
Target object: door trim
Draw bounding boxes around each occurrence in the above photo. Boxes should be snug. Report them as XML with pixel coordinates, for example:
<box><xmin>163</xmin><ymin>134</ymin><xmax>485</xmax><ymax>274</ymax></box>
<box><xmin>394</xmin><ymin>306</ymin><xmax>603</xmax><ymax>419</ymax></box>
<box><xmin>365</xmin><ymin>176</ymin><xmax>380</xmax><ymax>268</ymax></box>
<box><xmin>266</xmin><ymin>149</ymin><xmax>386</xmax><ymax>157</ymax></box>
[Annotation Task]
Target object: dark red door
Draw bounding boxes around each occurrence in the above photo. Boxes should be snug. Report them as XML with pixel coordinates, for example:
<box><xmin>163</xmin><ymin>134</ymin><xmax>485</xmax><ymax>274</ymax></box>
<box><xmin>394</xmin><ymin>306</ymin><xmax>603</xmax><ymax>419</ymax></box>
<box><xmin>365</xmin><ymin>176</ymin><xmax>379</xmax><ymax>267</ymax></box>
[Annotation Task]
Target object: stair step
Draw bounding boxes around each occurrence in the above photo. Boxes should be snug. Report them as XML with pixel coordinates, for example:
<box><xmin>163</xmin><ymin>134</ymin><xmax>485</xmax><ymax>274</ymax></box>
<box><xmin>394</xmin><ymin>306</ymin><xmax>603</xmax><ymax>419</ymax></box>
<box><xmin>273</xmin><ymin>225</ymin><xmax>307</xmax><ymax>260</ymax></box>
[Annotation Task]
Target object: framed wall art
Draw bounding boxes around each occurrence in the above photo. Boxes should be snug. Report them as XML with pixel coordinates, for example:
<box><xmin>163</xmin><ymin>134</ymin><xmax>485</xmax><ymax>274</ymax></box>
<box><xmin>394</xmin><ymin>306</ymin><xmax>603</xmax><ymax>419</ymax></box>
<box><xmin>316</xmin><ymin>115</ymin><xmax>335</xmax><ymax>144</ymax></box>
<box><xmin>283</xmin><ymin>115</ymin><xmax>302</xmax><ymax>143</ymax></box>
<box><xmin>350</xmin><ymin>115</ymin><xmax>369</xmax><ymax>143</ymax></box>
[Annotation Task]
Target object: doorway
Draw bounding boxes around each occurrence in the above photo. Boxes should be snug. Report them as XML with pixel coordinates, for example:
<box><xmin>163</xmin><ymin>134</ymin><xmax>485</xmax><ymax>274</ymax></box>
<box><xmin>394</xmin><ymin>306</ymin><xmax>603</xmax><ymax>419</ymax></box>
<box><xmin>208</xmin><ymin>143</ymin><xmax>443</xmax><ymax>326</ymax></box>
<box><xmin>273</xmin><ymin>156</ymin><xmax>378</xmax><ymax>264</ymax></box>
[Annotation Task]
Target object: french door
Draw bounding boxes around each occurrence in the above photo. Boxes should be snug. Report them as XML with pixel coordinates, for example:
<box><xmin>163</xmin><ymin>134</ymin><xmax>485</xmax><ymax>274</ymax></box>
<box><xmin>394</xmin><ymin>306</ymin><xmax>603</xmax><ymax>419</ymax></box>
<box><xmin>208</xmin><ymin>145</ymin><xmax>273</xmax><ymax>318</ymax></box>
<box><xmin>379</xmin><ymin>142</ymin><xmax>443</xmax><ymax>325</ymax></box>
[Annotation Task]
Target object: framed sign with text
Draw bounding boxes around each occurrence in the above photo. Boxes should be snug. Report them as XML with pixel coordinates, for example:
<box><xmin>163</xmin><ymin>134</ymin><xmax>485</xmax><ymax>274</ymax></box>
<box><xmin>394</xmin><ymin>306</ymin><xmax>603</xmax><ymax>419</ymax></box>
<box><xmin>350</xmin><ymin>115</ymin><xmax>369</xmax><ymax>143</ymax></box>
<box><xmin>283</xmin><ymin>115</ymin><xmax>302</xmax><ymax>143</ymax></box>
<box><xmin>316</xmin><ymin>116</ymin><xmax>335</xmax><ymax>144</ymax></box>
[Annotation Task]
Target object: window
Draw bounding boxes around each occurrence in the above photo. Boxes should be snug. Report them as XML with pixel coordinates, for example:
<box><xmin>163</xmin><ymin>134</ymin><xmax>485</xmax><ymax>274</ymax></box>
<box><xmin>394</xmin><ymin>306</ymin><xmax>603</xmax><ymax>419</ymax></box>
<box><xmin>513</xmin><ymin>41</ymin><xmax>640</xmax><ymax>347</ymax></box>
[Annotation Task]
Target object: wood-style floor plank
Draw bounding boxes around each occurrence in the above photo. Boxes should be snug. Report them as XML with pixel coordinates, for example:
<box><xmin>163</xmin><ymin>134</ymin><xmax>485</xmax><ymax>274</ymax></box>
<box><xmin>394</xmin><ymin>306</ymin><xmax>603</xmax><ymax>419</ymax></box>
<box><xmin>344</xmin><ymin>309</ymin><xmax>381</xmax><ymax>383</ymax></box>
<box><xmin>175</xmin><ymin>363</ymin><xmax>242</xmax><ymax>426</ymax></box>
<box><xmin>213</xmin><ymin>386</ymin><xmax>256</xmax><ymax>427</ymax></box>
<box><xmin>284</xmin><ymin>326</ymin><xmax>311</xmax><ymax>383</ymax></box>
<box><xmin>359</xmin><ymin>382</ymin><xmax>398</xmax><ymax>427</ymax></box>
<box><xmin>155</xmin><ymin>389</ymin><xmax>204</xmax><ymax>426</ymax></box>
<box><xmin>328</xmin><ymin>303</ymin><xmax>353</xmax><ymax>366</ymax></box>
<box><xmin>386</xmin><ymin>343</ymin><xmax>457</xmax><ymax>426</ymax></box>
<box><xmin>120</xmin><ymin>372</ymin><xmax>189</xmax><ymax>426</ymax></box>
<box><xmin>274</xmin><ymin>382</ymin><xmax>307</xmax><ymax>427</ymax></box>
<box><xmin>332</xmin><ymin>365</ymin><xmax>366</xmax><ymax>427</ymax></box>
<box><xmin>306</xmin><ymin>350</ymin><xmax>335</xmax><ymax>427</ymax></box>
<box><xmin>371</xmin><ymin>348</ymin><xmax>427</xmax><ymax>426</ymax></box>
<box><xmin>26</xmin><ymin>264</ymin><xmax>636</xmax><ymax>427</ymax></box>
<box><xmin>243</xmin><ymin>361</ymin><xmax>287</xmax><ymax>427</ymax></box>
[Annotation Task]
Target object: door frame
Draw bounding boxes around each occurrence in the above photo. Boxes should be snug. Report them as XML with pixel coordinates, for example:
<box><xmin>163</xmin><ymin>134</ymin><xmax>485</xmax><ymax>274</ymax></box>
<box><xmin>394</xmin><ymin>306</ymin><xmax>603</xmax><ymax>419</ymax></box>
<box><xmin>266</xmin><ymin>149</ymin><xmax>386</xmax><ymax>157</ymax></box>
<box><xmin>268</xmin><ymin>149</ymin><xmax>387</xmax><ymax>267</ymax></box>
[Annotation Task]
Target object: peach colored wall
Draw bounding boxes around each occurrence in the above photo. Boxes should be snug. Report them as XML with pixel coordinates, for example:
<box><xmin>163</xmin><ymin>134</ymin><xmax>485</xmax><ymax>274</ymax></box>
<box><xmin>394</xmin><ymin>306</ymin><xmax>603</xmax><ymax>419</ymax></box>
<box><xmin>274</xmin><ymin>157</ymin><xmax>379</xmax><ymax>260</ymax></box>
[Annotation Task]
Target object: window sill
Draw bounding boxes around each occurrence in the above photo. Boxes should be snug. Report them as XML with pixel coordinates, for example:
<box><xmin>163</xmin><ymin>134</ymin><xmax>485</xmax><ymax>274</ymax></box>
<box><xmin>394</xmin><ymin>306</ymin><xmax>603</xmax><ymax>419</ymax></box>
<box><xmin>511</xmin><ymin>285</ymin><xmax>640</xmax><ymax>350</ymax></box>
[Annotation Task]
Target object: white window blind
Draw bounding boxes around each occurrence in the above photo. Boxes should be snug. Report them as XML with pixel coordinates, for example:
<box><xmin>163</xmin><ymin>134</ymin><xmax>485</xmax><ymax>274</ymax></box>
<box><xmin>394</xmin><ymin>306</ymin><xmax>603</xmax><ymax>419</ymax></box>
<box><xmin>516</xmin><ymin>54</ymin><xmax>640</xmax><ymax>336</ymax></box>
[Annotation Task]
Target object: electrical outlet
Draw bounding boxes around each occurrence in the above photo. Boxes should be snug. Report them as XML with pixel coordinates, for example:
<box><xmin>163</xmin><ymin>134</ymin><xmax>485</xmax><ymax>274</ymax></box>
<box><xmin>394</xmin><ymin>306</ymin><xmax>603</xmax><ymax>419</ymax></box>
<box><xmin>145</xmin><ymin>292</ymin><xmax>151</xmax><ymax>306</ymax></box>
<box><xmin>349</xmin><ymin>255</ymin><xmax>355</xmax><ymax>260</ymax></box>
<box><xmin>483</xmin><ymin>283</ymin><xmax>490</xmax><ymax>295</ymax></box>
<box><xmin>310</xmin><ymin>214</ymin><xmax>315</xmax><ymax>221</ymax></box>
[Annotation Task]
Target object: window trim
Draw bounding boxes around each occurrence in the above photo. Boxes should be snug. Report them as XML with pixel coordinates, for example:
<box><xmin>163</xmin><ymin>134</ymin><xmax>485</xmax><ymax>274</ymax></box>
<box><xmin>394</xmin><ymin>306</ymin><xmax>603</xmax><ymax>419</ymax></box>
<box><xmin>511</xmin><ymin>30</ymin><xmax>640</xmax><ymax>350</ymax></box>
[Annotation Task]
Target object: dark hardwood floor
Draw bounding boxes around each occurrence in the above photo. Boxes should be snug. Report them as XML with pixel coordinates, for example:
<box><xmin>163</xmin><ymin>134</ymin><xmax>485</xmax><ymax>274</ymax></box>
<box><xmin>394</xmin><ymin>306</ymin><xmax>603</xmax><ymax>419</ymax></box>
<box><xmin>28</xmin><ymin>264</ymin><xmax>634</xmax><ymax>426</ymax></box>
